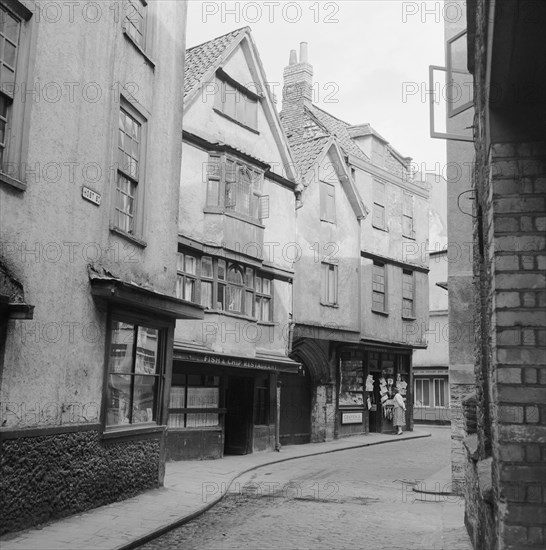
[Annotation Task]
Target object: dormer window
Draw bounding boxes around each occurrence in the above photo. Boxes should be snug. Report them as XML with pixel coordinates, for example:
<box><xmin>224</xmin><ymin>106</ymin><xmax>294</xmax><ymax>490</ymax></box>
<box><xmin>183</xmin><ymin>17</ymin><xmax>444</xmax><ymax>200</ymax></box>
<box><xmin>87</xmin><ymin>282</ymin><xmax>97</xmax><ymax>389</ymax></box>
<box><xmin>214</xmin><ymin>70</ymin><xmax>259</xmax><ymax>131</ymax></box>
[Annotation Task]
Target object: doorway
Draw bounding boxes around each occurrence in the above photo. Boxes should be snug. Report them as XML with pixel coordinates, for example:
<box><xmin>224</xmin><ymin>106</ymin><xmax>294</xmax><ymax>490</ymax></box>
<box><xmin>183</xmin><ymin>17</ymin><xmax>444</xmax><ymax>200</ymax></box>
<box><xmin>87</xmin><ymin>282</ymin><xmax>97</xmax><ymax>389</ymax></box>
<box><xmin>224</xmin><ymin>376</ymin><xmax>254</xmax><ymax>455</ymax></box>
<box><xmin>279</xmin><ymin>367</ymin><xmax>311</xmax><ymax>445</ymax></box>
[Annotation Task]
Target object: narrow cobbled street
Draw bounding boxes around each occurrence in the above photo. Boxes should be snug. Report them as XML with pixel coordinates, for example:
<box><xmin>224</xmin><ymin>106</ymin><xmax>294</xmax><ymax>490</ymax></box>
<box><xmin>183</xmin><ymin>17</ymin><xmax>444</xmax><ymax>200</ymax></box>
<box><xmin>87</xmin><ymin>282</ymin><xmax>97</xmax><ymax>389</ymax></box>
<box><xmin>140</xmin><ymin>427</ymin><xmax>471</xmax><ymax>550</ymax></box>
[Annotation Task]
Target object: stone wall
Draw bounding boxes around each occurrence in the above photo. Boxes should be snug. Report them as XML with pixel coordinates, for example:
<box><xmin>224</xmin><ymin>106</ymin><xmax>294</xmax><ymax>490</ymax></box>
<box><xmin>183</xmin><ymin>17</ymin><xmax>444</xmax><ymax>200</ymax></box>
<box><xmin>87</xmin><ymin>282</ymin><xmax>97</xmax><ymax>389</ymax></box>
<box><xmin>0</xmin><ymin>429</ymin><xmax>161</xmax><ymax>535</ymax></box>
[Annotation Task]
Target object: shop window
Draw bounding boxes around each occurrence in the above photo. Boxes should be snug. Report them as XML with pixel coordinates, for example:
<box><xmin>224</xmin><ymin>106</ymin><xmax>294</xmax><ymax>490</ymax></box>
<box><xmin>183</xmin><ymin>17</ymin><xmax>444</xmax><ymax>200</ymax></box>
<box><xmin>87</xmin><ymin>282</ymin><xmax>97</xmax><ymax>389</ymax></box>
<box><xmin>214</xmin><ymin>75</ymin><xmax>258</xmax><ymax>130</ymax></box>
<box><xmin>0</xmin><ymin>1</ymin><xmax>32</xmax><ymax>190</ymax></box>
<box><xmin>402</xmin><ymin>192</ymin><xmax>415</xmax><ymax>239</ymax></box>
<box><xmin>206</xmin><ymin>154</ymin><xmax>264</xmax><ymax>221</ymax></box>
<box><xmin>106</xmin><ymin>320</ymin><xmax>163</xmax><ymax>427</ymax></box>
<box><xmin>321</xmin><ymin>262</ymin><xmax>338</xmax><ymax>306</ymax></box>
<box><xmin>168</xmin><ymin>374</ymin><xmax>221</xmax><ymax>428</ymax></box>
<box><xmin>402</xmin><ymin>269</ymin><xmax>415</xmax><ymax>318</ymax></box>
<box><xmin>320</xmin><ymin>181</ymin><xmax>336</xmax><ymax>223</ymax></box>
<box><xmin>372</xmin><ymin>180</ymin><xmax>386</xmax><ymax>230</ymax></box>
<box><xmin>176</xmin><ymin>249</ymin><xmax>273</xmax><ymax>320</ymax></box>
<box><xmin>372</xmin><ymin>262</ymin><xmax>387</xmax><ymax>313</ymax></box>
<box><xmin>414</xmin><ymin>378</ymin><xmax>430</xmax><ymax>408</ymax></box>
<box><xmin>433</xmin><ymin>378</ymin><xmax>449</xmax><ymax>407</ymax></box>
<box><xmin>254</xmin><ymin>377</ymin><xmax>269</xmax><ymax>425</ymax></box>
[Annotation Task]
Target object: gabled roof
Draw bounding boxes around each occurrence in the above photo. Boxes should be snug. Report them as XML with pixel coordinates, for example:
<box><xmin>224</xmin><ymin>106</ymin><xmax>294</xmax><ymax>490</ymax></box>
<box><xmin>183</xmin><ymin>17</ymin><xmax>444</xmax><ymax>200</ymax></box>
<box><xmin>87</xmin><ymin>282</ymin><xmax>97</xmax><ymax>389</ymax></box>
<box><xmin>306</xmin><ymin>104</ymin><xmax>371</xmax><ymax>163</ymax></box>
<box><xmin>183</xmin><ymin>27</ymin><xmax>299</xmax><ymax>188</ymax></box>
<box><xmin>184</xmin><ymin>27</ymin><xmax>249</xmax><ymax>100</ymax></box>
<box><xmin>290</xmin><ymin>135</ymin><xmax>330</xmax><ymax>181</ymax></box>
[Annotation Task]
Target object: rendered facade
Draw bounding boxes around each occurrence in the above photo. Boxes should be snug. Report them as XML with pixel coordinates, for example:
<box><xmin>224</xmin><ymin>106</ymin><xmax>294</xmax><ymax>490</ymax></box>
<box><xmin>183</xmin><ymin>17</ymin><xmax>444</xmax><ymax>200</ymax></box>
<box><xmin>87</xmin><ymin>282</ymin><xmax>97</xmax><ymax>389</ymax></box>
<box><xmin>280</xmin><ymin>43</ymin><xmax>430</xmax><ymax>444</ymax></box>
<box><xmin>0</xmin><ymin>0</ymin><xmax>198</xmax><ymax>534</ymax></box>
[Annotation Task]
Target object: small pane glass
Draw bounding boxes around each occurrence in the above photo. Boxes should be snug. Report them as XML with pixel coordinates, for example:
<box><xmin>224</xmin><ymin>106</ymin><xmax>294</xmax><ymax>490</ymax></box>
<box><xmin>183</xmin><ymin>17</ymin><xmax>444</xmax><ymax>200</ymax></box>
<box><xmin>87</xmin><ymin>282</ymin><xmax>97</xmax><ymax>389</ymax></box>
<box><xmin>177</xmin><ymin>253</ymin><xmax>185</xmax><ymax>272</ymax></box>
<box><xmin>245</xmin><ymin>267</ymin><xmax>254</xmax><ymax>288</ymax></box>
<box><xmin>132</xmin><ymin>375</ymin><xmax>157</xmax><ymax>423</ymax></box>
<box><xmin>201</xmin><ymin>256</ymin><xmax>213</xmax><ymax>278</ymax></box>
<box><xmin>185</xmin><ymin>255</ymin><xmax>197</xmax><ymax>275</ymax></box>
<box><xmin>262</xmin><ymin>298</ymin><xmax>270</xmax><ymax>321</ymax></box>
<box><xmin>245</xmin><ymin>290</ymin><xmax>254</xmax><ymax>316</ymax></box>
<box><xmin>262</xmin><ymin>278</ymin><xmax>271</xmax><ymax>295</ymax></box>
<box><xmin>4</xmin><ymin>13</ymin><xmax>19</xmax><ymax>43</ymax></box>
<box><xmin>109</xmin><ymin>321</ymin><xmax>135</xmax><ymax>374</ymax></box>
<box><xmin>217</xmin><ymin>259</ymin><xmax>226</xmax><ymax>280</ymax></box>
<box><xmin>4</xmin><ymin>40</ymin><xmax>16</xmax><ymax>67</ymax></box>
<box><xmin>227</xmin><ymin>265</ymin><xmax>243</xmax><ymax>284</ymax></box>
<box><xmin>227</xmin><ymin>285</ymin><xmax>242</xmax><ymax>312</ymax></box>
<box><xmin>217</xmin><ymin>283</ymin><xmax>225</xmax><ymax>309</ymax></box>
<box><xmin>106</xmin><ymin>374</ymin><xmax>132</xmax><ymax>425</ymax></box>
<box><xmin>201</xmin><ymin>281</ymin><xmax>213</xmax><ymax>309</ymax></box>
<box><xmin>184</xmin><ymin>278</ymin><xmax>195</xmax><ymax>302</ymax></box>
<box><xmin>255</xmin><ymin>276</ymin><xmax>262</xmax><ymax>293</ymax></box>
<box><xmin>135</xmin><ymin>326</ymin><xmax>158</xmax><ymax>375</ymax></box>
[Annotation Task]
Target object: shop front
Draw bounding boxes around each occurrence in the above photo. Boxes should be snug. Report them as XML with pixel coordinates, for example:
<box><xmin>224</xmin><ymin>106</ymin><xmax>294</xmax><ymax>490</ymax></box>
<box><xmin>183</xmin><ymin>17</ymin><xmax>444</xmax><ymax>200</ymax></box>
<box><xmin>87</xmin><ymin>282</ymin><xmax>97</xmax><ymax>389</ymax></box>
<box><xmin>338</xmin><ymin>345</ymin><xmax>413</xmax><ymax>437</ymax></box>
<box><xmin>166</xmin><ymin>348</ymin><xmax>300</xmax><ymax>460</ymax></box>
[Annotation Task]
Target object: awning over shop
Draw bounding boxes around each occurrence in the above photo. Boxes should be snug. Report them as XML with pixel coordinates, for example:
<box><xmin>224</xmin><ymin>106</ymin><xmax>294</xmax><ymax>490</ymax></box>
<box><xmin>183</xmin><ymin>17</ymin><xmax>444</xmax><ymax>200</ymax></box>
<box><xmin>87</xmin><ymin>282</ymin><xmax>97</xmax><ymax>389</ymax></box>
<box><xmin>173</xmin><ymin>346</ymin><xmax>302</xmax><ymax>374</ymax></box>
<box><xmin>89</xmin><ymin>273</ymin><xmax>204</xmax><ymax>320</ymax></box>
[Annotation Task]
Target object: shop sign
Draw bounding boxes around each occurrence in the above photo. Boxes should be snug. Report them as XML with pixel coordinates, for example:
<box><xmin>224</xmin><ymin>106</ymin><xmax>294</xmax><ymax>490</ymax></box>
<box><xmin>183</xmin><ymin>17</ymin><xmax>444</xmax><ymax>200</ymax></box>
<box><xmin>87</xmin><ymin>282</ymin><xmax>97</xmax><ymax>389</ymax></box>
<box><xmin>176</xmin><ymin>351</ymin><xmax>299</xmax><ymax>373</ymax></box>
<box><xmin>341</xmin><ymin>412</ymin><xmax>363</xmax><ymax>425</ymax></box>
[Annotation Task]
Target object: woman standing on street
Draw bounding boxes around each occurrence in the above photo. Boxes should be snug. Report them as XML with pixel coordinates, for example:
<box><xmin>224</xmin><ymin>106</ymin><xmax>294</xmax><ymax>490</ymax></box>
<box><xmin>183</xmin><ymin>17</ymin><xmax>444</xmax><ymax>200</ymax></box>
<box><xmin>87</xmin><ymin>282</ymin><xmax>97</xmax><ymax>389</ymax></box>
<box><xmin>393</xmin><ymin>388</ymin><xmax>406</xmax><ymax>435</ymax></box>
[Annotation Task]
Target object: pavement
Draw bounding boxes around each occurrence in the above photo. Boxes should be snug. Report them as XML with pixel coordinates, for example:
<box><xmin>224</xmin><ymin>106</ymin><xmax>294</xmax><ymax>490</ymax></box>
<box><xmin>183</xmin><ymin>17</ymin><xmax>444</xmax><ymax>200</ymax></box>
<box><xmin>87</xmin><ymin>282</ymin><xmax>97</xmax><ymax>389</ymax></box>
<box><xmin>1</xmin><ymin>429</ymin><xmax>435</xmax><ymax>550</ymax></box>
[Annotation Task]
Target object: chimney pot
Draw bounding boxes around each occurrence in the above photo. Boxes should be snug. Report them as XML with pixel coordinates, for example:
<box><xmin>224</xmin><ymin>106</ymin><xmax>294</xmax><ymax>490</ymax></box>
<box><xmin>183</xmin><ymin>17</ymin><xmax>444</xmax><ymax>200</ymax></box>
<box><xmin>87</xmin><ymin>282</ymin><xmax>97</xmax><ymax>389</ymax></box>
<box><xmin>289</xmin><ymin>49</ymin><xmax>297</xmax><ymax>65</ymax></box>
<box><xmin>300</xmin><ymin>42</ymin><xmax>308</xmax><ymax>63</ymax></box>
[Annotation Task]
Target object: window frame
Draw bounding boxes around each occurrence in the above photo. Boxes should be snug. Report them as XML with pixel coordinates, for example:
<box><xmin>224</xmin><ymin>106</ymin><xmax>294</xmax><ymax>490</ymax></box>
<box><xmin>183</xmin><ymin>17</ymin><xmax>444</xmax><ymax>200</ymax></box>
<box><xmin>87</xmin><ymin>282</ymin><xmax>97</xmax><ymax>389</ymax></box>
<box><xmin>321</xmin><ymin>262</ymin><xmax>338</xmax><ymax>307</ymax></box>
<box><xmin>402</xmin><ymin>269</ymin><xmax>415</xmax><ymax>319</ymax></box>
<box><xmin>402</xmin><ymin>191</ymin><xmax>415</xmax><ymax>239</ymax></box>
<box><xmin>414</xmin><ymin>378</ymin><xmax>431</xmax><ymax>408</ymax></box>
<box><xmin>372</xmin><ymin>261</ymin><xmax>387</xmax><ymax>314</ymax></box>
<box><xmin>176</xmin><ymin>249</ymin><xmax>273</xmax><ymax>320</ymax></box>
<box><xmin>168</xmin><ymin>374</ymin><xmax>223</xmax><ymax>429</ymax></box>
<box><xmin>255</xmin><ymin>273</ymin><xmax>273</xmax><ymax>322</ymax></box>
<box><xmin>205</xmin><ymin>153</ymin><xmax>265</xmax><ymax>223</ymax></box>
<box><xmin>433</xmin><ymin>377</ymin><xmax>449</xmax><ymax>408</ymax></box>
<box><xmin>102</xmin><ymin>312</ymin><xmax>169</xmax><ymax>433</ymax></box>
<box><xmin>214</xmin><ymin>73</ymin><xmax>259</xmax><ymax>132</ymax></box>
<box><xmin>122</xmin><ymin>0</ymin><xmax>155</xmax><ymax>66</ymax></box>
<box><xmin>112</xmin><ymin>97</ymin><xmax>148</xmax><ymax>242</ymax></box>
<box><xmin>372</xmin><ymin>179</ymin><xmax>387</xmax><ymax>231</ymax></box>
<box><xmin>0</xmin><ymin>0</ymin><xmax>33</xmax><ymax>191</ymax></box>
<box><xmin>320</xmin><ymin>180</ymin><xmax>336</xmax><ymax>223</ymax></box>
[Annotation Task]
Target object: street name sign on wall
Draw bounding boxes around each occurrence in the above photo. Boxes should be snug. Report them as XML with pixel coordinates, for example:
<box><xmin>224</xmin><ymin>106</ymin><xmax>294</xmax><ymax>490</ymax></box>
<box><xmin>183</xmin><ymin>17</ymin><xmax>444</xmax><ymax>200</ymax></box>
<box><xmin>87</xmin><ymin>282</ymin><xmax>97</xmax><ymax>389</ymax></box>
<box><xmin>82</xmin><ymin>186</ymin><xmax>101</xmax><ymax>206</ymax></box>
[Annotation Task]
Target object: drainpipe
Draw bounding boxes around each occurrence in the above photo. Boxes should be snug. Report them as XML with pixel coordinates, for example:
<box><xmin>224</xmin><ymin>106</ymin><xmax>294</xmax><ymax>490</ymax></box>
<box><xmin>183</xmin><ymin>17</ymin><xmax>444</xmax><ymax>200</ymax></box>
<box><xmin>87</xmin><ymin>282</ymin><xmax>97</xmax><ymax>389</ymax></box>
<box><xmin>275</xmin><ymin>380</ymin><xmax>282</xmax><ymax>451</ymax></box>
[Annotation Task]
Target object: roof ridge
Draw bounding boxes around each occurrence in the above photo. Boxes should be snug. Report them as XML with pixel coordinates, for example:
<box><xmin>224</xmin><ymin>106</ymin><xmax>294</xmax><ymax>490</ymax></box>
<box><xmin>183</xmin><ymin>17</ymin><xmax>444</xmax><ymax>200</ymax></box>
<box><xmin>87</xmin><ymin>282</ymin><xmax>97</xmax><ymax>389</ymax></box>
<box><xmin>306</xmin><ymin>103</ymin><xmax>352</xmax><ymax>127</ymax></box>
<box><xmin>186</xmin><ymin>26</ymin><xmax>250</xmax><ymax>52</ymax></box>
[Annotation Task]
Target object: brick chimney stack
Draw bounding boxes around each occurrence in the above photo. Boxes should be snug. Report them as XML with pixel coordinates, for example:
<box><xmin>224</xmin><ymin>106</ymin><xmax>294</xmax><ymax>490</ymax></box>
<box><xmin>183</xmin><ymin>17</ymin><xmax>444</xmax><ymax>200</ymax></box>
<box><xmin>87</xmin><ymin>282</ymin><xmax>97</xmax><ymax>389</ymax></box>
<box><xmin>282</xmin><ymin>42</ymin><xmax>313</xmax><ymax>110</ymax></box>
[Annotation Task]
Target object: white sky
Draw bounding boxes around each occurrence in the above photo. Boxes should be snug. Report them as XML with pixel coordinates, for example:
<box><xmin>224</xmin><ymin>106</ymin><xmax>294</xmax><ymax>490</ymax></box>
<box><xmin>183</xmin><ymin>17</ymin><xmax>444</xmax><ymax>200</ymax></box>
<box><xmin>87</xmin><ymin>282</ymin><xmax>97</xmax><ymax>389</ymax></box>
<box><xmin>186</xmin><ymin>0</ymin><xmax>450</xmax><ymax>171</ymax></box>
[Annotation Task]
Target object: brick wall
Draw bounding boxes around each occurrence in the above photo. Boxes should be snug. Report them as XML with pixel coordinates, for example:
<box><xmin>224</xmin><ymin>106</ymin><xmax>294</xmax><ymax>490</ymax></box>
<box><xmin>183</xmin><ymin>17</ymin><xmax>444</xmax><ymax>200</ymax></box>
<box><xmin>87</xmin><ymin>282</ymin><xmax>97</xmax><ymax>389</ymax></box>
<box><xmin>487</xmin><ymin>142</ymin><xmax>546</xmax><ymax>550</ymax></box>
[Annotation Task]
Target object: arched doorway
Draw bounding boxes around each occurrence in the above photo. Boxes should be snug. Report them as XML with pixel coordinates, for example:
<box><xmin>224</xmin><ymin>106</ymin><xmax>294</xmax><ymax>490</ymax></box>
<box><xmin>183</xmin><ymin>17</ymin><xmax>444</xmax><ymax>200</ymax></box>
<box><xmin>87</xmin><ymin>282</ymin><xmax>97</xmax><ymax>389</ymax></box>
<box><xmin>279</xmin><ymin>365</ymin><xmax>311</xmax><ymax>445</ymax></box>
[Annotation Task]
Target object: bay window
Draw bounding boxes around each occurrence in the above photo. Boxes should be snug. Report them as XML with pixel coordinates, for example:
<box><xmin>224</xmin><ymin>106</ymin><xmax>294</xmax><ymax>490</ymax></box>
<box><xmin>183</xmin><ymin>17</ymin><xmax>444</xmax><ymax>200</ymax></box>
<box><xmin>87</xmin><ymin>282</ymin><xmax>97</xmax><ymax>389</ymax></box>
<box><xmin>206</xmin><ymin>154</ymin><xmax>264</xmax><ymax>221</ymax></box>
<box><xmin>176</xmin><ymin>250</ymin><xmax>273</xmax><ymax>320</ymax></box>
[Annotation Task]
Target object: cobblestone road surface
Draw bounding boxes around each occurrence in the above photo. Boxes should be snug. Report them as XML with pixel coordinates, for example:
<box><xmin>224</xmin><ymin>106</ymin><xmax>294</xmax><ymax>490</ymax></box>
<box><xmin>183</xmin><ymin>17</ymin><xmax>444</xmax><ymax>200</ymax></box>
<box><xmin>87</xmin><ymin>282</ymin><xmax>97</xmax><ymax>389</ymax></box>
<box><xmin>139</xmin><ymin>426</ymin><xmax>471</xmax><ymax>550</ymax></box>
